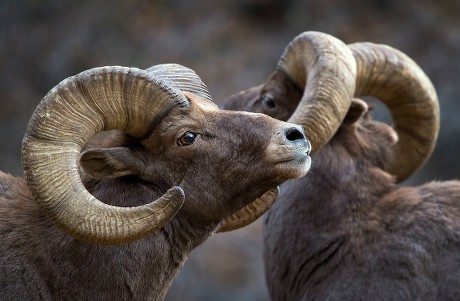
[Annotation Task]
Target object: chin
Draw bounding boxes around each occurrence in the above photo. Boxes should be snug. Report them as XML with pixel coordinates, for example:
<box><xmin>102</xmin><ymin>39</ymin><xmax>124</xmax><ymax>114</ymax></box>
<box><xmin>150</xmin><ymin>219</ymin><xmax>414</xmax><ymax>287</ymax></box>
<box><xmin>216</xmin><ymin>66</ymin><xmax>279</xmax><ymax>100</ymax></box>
<box><xmin>294</xmin><ymin>155</ymin><xmax>312</xmax><ymax>178</ymax></box>
<box><xmin>279</xmin><ymin>155</ymin><xmax>312</xmax><ymax>179</ymax></box>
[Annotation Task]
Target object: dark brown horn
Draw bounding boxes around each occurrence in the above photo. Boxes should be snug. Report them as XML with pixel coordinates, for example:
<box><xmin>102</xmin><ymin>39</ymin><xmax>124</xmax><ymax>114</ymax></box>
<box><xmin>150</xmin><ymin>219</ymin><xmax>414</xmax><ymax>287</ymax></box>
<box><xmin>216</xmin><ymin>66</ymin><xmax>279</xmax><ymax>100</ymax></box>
<box><xmin>349</xmin><ymin>43</ymin><xmax>440</xmax><ymax>182</ymax></box>
<box><xmin>22</xmin><ymin>65</ymin><xmax>208</xmax><ymax>244</ymax></box>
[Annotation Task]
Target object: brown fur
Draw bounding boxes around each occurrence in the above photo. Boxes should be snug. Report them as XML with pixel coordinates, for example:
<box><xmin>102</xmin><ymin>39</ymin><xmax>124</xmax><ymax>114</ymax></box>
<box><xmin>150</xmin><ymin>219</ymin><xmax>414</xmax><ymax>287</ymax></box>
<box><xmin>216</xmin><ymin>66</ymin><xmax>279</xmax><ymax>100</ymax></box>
<box><xmin>223</xmin><ymin>78</ymin><xmax>460</xmax><ymax>301</ymax></box>
<box><xmin>0</xmin><ymin>95</ymin><xmax>310</xmax><ymax>300</ymax></box>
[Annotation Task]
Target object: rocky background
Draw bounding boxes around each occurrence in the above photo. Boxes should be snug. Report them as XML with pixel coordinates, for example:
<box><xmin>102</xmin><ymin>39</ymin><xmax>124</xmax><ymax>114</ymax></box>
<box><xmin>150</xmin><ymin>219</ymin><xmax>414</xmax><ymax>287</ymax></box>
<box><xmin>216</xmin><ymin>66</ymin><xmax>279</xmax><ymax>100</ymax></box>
<box><xmin>1</xmin><ymin>1</ymin><xmax>459</xmax><ymax>300</ymax></box>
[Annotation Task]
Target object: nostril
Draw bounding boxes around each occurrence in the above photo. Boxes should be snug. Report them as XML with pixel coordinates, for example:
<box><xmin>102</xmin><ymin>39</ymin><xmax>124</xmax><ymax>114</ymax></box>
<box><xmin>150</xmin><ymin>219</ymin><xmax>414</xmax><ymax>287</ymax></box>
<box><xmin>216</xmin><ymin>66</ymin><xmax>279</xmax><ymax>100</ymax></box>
<box><xmin>285</xmin><ymin>127</ymin><xmax>305</xmax><ymax>141</ymax></box>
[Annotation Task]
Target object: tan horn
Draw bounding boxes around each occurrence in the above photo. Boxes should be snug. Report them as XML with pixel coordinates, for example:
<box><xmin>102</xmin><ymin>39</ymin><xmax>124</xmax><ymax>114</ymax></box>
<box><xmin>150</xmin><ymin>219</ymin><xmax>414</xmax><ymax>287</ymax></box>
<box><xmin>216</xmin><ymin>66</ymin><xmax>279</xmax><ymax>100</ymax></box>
<box><xmin>217</xmin><ymin>32</ymin><xmax>357</xmax><ymax>229</ymax></box>
<box><xmin>349</xmin><ymin>43</ymin><xmax>440</xmax><ymax>182</ymax></box>
<box><xmin>218</xmin><ymin>187</ymin><xmax>279</xmax><ymax>232</ymax></box>
<box><xmin>21</xmin><ymin>65</ymin><xmax>207</xmax><ymax>244</ymax></box>
<box><xmin>278</xmin><ymin>31</ymin><xmax>357</xmax><ymax>153</ymax></box>
<box><xmin>146</xmin><ymin>63</ymin><xmax>212</xmax><ymax>101</ymax></box>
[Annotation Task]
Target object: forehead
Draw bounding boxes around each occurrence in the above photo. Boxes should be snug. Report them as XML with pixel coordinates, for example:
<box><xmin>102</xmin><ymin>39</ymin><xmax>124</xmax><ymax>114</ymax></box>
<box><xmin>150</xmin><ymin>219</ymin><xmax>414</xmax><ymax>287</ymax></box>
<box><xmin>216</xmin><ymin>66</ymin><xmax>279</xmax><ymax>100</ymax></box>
<box><xmin>155</xmin><ymin>93</ymin><xmax>217</xmax><ymax>128</ymax></box>
<box><xmin>159</xmin><ymin>92</ymin><xmax>276</xmax><ymax>136</ymax></box>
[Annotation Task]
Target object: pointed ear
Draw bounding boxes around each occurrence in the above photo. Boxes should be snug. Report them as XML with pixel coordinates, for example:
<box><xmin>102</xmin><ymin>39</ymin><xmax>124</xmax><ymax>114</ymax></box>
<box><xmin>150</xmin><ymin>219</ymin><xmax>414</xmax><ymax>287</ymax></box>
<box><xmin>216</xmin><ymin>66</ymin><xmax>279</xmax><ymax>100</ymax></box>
<box><xmin>80</xmin><ymin>147</ymin><xmax>144</xmax><ymax>179</ymax></box>
<box><xmin>343</xmin><ymin>98</ymin><xmax>369</xmax><ymax>125</ymax></box>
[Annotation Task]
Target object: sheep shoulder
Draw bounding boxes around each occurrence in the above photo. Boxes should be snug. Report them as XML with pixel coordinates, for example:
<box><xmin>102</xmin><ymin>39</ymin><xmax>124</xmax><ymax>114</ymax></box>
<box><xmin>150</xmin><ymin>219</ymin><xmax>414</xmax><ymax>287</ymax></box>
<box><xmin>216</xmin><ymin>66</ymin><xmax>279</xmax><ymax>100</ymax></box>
<box><xmin>265</xmin><ymin>179</ymin><xmax>460</xmax><ymax>301</ymax></box>
<box><xmin>341</xmin><ymin>181</ymin><xmax>460</xmax><ymax>300</ymax></box>
<box><xmin>0</xmin><ymin>171</ymin><xmax>207</xmax><ymax>300</ymax></box>
<box><xmin>340</xmin><ymin>181</ymin><xmax>460</xmax><ymax>300</ymax></box>
<box><xmin>0</xmin><ymin>171</ymin><xmax>54</xmax><ymax>299</ymax></box>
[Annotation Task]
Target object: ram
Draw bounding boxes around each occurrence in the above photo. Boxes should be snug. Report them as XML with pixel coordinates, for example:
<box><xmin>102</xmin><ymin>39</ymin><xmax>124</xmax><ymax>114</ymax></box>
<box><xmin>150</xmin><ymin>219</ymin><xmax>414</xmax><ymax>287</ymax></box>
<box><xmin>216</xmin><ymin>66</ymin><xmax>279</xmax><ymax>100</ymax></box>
<box><xmin>0</xmin><ymin>64</ymin><xmax>314</xmax><ymax>300</ymax></box>
<box><xmin>223</xmin><ymin>31</ymin><xmax>460</xmax><ymax>300</ymax></box>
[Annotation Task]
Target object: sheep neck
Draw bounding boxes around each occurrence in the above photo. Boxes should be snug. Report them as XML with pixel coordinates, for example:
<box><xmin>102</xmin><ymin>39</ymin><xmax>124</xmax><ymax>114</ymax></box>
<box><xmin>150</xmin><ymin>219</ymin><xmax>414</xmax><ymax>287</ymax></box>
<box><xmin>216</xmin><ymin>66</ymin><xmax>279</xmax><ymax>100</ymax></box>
<box><xmin>68</xmin><ymin>177</ymin><xmax>220</xmax><ymax>299</ymax></box>
<box><xmin>266</xmin><ymin>142</ymin><xmax>396</xmax><ymax>299</ymax></box>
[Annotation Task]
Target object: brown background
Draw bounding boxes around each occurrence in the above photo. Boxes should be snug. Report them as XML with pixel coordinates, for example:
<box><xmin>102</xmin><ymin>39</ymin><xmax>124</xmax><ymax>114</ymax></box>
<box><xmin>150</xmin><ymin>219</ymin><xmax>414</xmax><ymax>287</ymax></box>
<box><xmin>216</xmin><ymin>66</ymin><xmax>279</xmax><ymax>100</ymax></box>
<box><xmin>1</xmin><ymin>1</ymin><xmax>459</xmax><ymax>300</ymax></box>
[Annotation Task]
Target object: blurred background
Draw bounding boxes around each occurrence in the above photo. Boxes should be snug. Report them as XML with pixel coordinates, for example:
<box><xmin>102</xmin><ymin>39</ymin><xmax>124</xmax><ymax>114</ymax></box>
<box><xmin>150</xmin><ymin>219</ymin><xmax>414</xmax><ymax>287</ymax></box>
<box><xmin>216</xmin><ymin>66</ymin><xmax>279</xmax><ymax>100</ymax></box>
<box><xmin>1</xmin><ymin>0</ymin><xmax>459</xmax><ymax>300</ymax></box>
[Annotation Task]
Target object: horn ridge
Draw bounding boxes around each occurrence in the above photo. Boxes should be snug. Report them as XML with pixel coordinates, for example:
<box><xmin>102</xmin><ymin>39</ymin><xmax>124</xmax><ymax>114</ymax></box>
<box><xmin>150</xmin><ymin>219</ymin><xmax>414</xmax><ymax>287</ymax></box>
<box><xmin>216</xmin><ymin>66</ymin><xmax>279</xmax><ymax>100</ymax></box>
<box><xmin>349</xmin><ymin>42</ymin><xmax>439</xmax><ymax>182</ymax></box>
<box><xmin>21</xmin><ymin>65</ymin><xmax>198</xmax><ymax>244</ymax></box>
<box><xmin>276</xmin><ymin>31</ymin><xmax>357</xmax><ymax>154</ymax></box>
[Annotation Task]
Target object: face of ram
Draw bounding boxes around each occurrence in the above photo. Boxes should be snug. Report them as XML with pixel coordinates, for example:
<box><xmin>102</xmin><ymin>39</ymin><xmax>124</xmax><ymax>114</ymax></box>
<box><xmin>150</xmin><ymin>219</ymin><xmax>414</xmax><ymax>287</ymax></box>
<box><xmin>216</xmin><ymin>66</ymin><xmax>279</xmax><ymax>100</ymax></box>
<box><xmin>21</xmin><ymin>64</ymin><xmax>311</xmax><ymax>245</ymax></box>
<box><xmin>81</xmin><ymin>92</ymin><xmax>311</xmax><ymax>225</ymax></box>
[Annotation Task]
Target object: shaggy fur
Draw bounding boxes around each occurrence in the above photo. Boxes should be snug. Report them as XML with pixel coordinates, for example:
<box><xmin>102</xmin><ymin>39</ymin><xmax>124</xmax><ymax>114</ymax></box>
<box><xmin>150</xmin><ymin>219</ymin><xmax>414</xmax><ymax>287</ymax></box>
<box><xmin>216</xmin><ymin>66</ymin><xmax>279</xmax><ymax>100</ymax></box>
<box><xmin>264</xmin><ymin>106</ymin><xmax>460</xmax><ymax>300</ymax></box>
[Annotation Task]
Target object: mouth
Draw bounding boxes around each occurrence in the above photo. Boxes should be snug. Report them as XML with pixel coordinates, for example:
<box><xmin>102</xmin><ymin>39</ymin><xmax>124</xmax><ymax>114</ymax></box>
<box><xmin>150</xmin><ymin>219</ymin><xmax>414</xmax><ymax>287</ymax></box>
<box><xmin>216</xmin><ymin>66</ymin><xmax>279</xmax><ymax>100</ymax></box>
<box><xmin>266</xmin><ymin>124</ymin><xmax>312</xmax><ymax>178</ymax></box>
<box><xmin>290</xmin><ymin>154</ymin><xmax>312</xmax><ymax>178</ymax></box>
<box><xmin>275</xmin><ymin>151</ymin><xmax>311</xmax><ymax>179</ymax></box>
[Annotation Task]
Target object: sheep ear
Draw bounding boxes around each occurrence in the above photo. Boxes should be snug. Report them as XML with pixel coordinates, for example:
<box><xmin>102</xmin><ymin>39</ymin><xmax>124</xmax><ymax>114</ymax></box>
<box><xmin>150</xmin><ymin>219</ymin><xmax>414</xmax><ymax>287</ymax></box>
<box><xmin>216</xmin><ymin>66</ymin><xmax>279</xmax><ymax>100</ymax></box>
<box><xmin>343</xmin><ymin>98</ymin><xmax>369</xmax><ymax>125</ymax></box>
<box><xmin>80</xmin><ymin>147</ymin><xmax>143</xmax><ymax>179</ymax></box>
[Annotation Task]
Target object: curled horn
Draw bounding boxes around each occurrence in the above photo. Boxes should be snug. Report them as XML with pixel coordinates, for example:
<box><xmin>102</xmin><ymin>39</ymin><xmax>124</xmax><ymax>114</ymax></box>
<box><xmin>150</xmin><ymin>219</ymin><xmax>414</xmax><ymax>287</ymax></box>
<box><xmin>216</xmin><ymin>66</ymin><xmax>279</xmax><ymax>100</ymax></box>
<box><xmin>22</xmin><ymin>65</ymin><xmax>209</xmax><ymax>244</ymax></box>
<box><xmin>279</xmin><ymin>31</ymin><xmax>357</xmax><ymax>153</ymax></box>
<box><xmin>216</xmin><ymin>32</ymin><xmax>357</xmax><ymax>231</ymax></box>
<box><xmin>218</xmin><ymin>187</ymin><xmax>279</xmax><ymax>232</ymax></box>
<box><xmin>350</xmin><ymin>43</ymin><xmax>440</xmax><ymax>182</ymax></box>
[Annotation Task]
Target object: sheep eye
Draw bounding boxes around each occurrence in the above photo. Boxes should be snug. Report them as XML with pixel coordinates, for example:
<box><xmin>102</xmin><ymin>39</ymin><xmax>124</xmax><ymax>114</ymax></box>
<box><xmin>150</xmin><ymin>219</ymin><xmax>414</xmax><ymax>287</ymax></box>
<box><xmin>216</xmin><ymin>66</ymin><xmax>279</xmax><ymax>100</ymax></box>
<box><xmin>261</xmin><ymin>95</ymin><xmax>275</xmax><ymax>108</ymax></box>
<box><xmin>177</xmin><ymin>131</ymin><xmax>197</xmax><ymax>146</ymax></box>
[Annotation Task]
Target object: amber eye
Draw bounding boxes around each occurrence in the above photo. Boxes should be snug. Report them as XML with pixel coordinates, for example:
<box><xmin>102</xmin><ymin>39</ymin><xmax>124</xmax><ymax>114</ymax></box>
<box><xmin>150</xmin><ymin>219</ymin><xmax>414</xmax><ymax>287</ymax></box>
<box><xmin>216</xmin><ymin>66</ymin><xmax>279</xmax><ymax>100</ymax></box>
<box><xmin>177</xmin><ymin>131</ymin><xmax>197</xmax><ymax>146</ymax></box>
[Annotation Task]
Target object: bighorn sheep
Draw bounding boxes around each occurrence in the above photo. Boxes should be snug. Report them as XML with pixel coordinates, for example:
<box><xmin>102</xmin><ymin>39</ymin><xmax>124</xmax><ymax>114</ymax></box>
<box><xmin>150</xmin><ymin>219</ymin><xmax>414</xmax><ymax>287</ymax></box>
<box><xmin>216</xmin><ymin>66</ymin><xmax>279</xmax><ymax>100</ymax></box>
<box><xmin>0</xmin><ymin>64</ymin><xmax>314</xmax><ymax>300</ymax></box>
<box><xmin>223</xmin><ymin>32</ymin><xmax>460</xmax><ymax>300</ymax></box>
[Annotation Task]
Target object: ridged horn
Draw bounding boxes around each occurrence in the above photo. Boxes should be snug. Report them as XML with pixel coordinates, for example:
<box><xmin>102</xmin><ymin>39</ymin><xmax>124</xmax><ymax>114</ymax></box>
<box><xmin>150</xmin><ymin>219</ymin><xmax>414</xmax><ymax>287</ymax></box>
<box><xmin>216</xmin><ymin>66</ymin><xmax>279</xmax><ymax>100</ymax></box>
<box><xmin>278</xmin><ymin>31</ymin><xmax>357</xmax><ymax>153</ymax></box>
<box><xmin>21</xmin><ymin>65</ymin><xmax>208</xmax><ymax>244</ymax></box>
<box><xmin>146</xmin><ymin>63</ymin><xmax>212</xmax><ymax>101</ymax></box>
<box><xmin>218</xmin><ymin>187</ymin><xmax>279</xmax><ymax>232</ymax></box>
<box><xmin>349</xmin><ymin>43</ymin><xmax>440</xmax><ymax>182</ymax></box>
